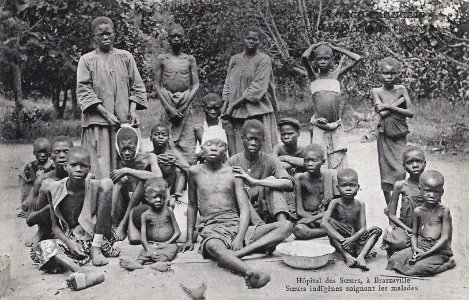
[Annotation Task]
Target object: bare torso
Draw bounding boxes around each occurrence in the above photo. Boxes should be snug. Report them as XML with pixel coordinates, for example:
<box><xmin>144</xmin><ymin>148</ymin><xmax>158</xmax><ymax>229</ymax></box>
<box><xmin>331</xmin><ymin>199</ymin><xmax>362</xmax><ymax>231</ymax></box>
<box><xmin>418</xmin><ymin>205</ymin><xmax>446</xmax><ymax>240</ymax></box>
<box><xmin>373</xmin><ymin>85</ymin><xmax>407</xmax><ymax>107</ymax></box>
<box><xmin>192</xmin><ymin>165</ymin><xmax>238</xmax><ymax>217</ymax></box>
<box><xmin>58</xmin><ymin>192</ymin><xmax>85</xmax><ymax>229</ymax></box>
<box><xmin>298</xmin><ymin>173</ymin><xmax>324</xmax><ymax>213</ymax></box>
<box><xmin>143</xmin><ymin>207</ymin><xmax>175</xmax><ymax>242</ymax></box>
<box><xmin>161</xmin><ymin>54</ymin><xmax>192</xmax><ymax>92</ymax></box>
<box><xmin>313</xmin><ymin>91</ymin><xmax>342</xmax><ymax>123</ymax></box>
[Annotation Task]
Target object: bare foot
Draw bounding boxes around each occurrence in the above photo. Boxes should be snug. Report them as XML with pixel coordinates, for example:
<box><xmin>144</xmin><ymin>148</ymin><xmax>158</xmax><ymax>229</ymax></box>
<box><xmin>344</xmin><ymin>253</ymin><xmax>357</xmax><ymax>268</ymax></box>
<box><xmin>150</xmin><ymin>262</ymin><xmax>173</xmax><ymax>272</ymax></box>
<box><xmin>91</xmin><ymin>246</ymin><xmax>108</xmax><ymax>267</ymax></box>
<box><xmin>356</xmin><ymin>256</ymin><xmax>369</xmax><ymax>271</ymax></box>
<box><xmin>245</xmin><ymin>270</ymin><xmax>271</xmax><ymax>289</ymax></box>
<box><xmin>114</xmin><ymin>225</ymin><xmax>127</xmax><ymax>241</ymax></box>
<box><xmin>66</xmin><ymin>272</ymin><xmax>105</xmax><ymax>291</ymax></box>
<box><xmin>119</xmin><ymin>259</ymin><xmax>143</xmax><ymax>271</ymax></box>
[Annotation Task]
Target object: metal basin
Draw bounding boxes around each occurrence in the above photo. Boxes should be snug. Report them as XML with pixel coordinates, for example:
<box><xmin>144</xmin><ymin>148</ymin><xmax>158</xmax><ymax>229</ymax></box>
<box><xmin>276</xmin><ymin>240</ymin><xmax>335</xmax><ymax>270</ymax></box>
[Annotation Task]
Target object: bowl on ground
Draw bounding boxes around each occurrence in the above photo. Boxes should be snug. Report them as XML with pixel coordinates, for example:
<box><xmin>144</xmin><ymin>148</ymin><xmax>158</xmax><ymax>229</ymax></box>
<box><xmin>275</xmin><ymin>240</ymin><xmax>335</xmax><ymax>270</ymax></box>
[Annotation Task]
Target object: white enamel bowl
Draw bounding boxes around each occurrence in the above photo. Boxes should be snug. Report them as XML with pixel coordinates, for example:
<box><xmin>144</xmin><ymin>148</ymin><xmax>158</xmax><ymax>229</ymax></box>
<box><xmin>276</xmin><ymin>240</ymin><xmax>336</xmax><ymax>269</ymax></box>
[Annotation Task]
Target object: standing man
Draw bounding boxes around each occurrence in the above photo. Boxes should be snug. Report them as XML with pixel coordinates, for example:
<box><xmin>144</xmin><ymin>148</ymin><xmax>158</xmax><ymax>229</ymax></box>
<box><xmin>154</xmin><ymin>24</ymin><xmax>200</xmax><ymax>164</ymax></box>
<box><xmin>77</xmin><ymin>16</ymin><xmax>148</xmax><ymax>179</ymax></box>
<box><xmin>222</xmin><ymin>26</ymin><xmax>279</xmax><ymax>156</ymax></box>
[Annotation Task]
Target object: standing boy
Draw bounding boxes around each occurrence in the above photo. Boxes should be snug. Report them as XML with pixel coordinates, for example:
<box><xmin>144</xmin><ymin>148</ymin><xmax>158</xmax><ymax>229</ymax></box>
<box><xmin>77</xmin><ymin>16</ymin><xmax>147</xmax><ymax>179</ymax></box>
<box><xmin>321</xmin><ymin>169</ymin><xmax>382</xmax><ymax>270</ymax></box>
<box><xmin>387</xmin><ymin>170</ymin><xmax>456</xmax><ymax>276</ymax></box>
<box><xmin>293</xmin><ymin>144</ymin><xmax>340</xmax><ymax>240</ymax></box>
<box><xmin>372</xmin><ymin>57</ymin><xmax>414</xmax><ymax>206</ymax></box>
<box><xmin>226</xmin><ymin>120</ymin><xmax>294</xmax><ymax>223</ymax></box>
<box><xmin>154</xmin><ymin>23</ymin><xmax>200</xmax><ymax>164</ymax></box>
<box><xmin>302</xmin><ymin>42</ymin><xmax>361</xmax><ymax>170</ymax></box>
<box><xmin>180</xmin><ymin>132</ymin><xmax>292</xmax><ymax>289</ymax></box>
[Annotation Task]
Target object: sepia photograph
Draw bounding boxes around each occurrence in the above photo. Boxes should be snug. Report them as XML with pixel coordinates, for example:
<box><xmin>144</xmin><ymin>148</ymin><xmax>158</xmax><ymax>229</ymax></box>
<box><xmin>0</xmin><ymin>0</ymin><xmax>468</xmax><ymax>299</ymax></box>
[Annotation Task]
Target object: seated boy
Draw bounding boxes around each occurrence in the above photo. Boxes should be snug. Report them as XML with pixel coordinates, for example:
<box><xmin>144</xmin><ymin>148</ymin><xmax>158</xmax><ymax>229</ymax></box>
<box><xmin>150</xmin><ymin>122</ymin><xmax>190</xmax><ymax>207</ymax></box>
<box><xmin>30</xmin><ymin>147</ymin><xmax>116</xmax><ymax>289</ymax></box>
<box><xmin>293</xmin><ymin>144</ymin><xmax>339</xmax><ymax>240</ymax></box>
<box><xmin>382</xmin><ymin>146</ymin><xmax>426</xmax><ymax>256</ymax></box>
<box><xmin>194</xmin><ymin>93</ymin><xmax>227</xmax><ymax>163</ymax></box>
<box><xmin>227</xmin><ymin>119</ymin><xmax>294</xmax><ymax>223</ymax></box>
<box><xmin>112</xmin><ymin>125</ymin><xmax>163</xmax><ymax>240</ymax></box>
<box><xmin>179</xmin><ymin>129</ymin><xmax>292</xmax><ymax>288</ymax></box>
<box><xmin>18</xmin><ymin>137</ymin><xmax>52</xmax><ymax>217</ymax></box>
<box><xmin>273</xmin><ymin>117</ymin><xmax>305</xmax><ymax>218</ymax></box>
<box><xmin>120</xmin><ymin>178</ymin><xmax>180</xmax><ymax>271</ymax></box>
<box><xmin>321</xmin><ymin>168</ymin><xmax>382</xmax><ymax>270</ymax></box>
<box><xmin>387</xmin><ymin>170</ymin><xmax>456</xmax><ymax>277</ymax></box>
<box><xmin>25</xmin><ymin>136</ymin><xmax>74</xmax><ymax>247</ymax></box>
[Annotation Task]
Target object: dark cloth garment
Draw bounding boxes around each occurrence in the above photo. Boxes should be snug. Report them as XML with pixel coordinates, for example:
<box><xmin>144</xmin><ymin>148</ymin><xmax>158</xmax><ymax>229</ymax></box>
<box><xmin>198</xmin><ymin>209</ymin><xmax>258</xmax><ymax>259</ymax></box>
<box><xmin>377</xmin><ymin>122</ymin><xmax>407</xmax><ymax>192</ymax></box>
<box><xmin>328</xmin><ymin>218</ymin><xmax>382</xmax><ymax>256</ymax></box>
<box><xmin>137</xmin><ymin>242</ymin><xmax>178</xmax><ymax>264</ymax></box>
<box><xmin>226</xmin><ymin>152</ymin><xmax>293</xmax><ymax>221</ymax></box>
<box><xmin>387</xmin><ymin>236</ymin><xmax>455</xmax><ymax>277</ymax></box>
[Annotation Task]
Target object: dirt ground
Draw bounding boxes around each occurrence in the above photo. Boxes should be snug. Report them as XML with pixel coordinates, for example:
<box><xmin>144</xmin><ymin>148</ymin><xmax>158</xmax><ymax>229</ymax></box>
<box><xmin>1</xmin><ymin>131</ymin><xmax>468</xmax><ymax>300</ymax></box>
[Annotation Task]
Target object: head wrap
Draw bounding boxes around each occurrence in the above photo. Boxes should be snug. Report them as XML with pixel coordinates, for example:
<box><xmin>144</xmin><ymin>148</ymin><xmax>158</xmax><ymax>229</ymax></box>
<box><xmin>201</xmin><ymin>126</ymin><xmax>228</xmax><ymax>146</ymax></box>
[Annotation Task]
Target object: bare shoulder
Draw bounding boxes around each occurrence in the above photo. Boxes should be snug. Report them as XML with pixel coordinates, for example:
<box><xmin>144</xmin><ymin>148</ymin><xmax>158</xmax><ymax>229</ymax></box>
<box><xmin>187</xmin><ymin>54</ymin><xmax>197</xmax><ymax>63</ymax></box>
<box><xmin>294</xmin><ymin>172</ymin><xmax>305</xmax><ymax>181</ymax></box>
<box><xmin>354</xmin><ymin>199</ymin><xmax>366</xmax><ymax>208</ymax></box>
<box><xmin>188</xmin><ymin>164</ymin><xmax>203</xmax><ymax>176</ymax></box>
<box><xmin>372</xmin><ymin>87</ymin><xmax>383</xmax><ymax>94</ymax></box>
<box><xmin>394</xmin><ymin>179</ymin><xmax>405</xmax><ymax>190</ymax></box>
<box><xmin>440</xmin><ymin>205</ymin><xmax>451</xmax><ymax>216</ymax></box>
<box><xmin>396</xmin><ymin>84</ymin><xmax>408</xmax><ymax>91</ymax></box>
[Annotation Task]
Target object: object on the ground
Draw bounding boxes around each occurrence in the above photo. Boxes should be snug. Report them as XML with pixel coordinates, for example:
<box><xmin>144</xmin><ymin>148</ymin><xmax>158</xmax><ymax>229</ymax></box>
<box><xmin>276</xmin><ymin>240</ymin><xmax>335</xmax><ymax>269</ymax></box>
<box><xmin>180</xmin><ymin>282</ymin><xmax>206</xmax><ymax>300</ymax></box>
<box><xmin>150</xmin><ymin>262</ymin><xmax>173</xmax><ymax>272</ymax></box>
<box><xmin>66</xmin><ymin>272</ymin><xmax>105</xmax><ymax>291</ymax></box>
<box><xmin>0</xmin><ymin>256</ymin><xmax>11</xmax><ymax>297</ymax></box>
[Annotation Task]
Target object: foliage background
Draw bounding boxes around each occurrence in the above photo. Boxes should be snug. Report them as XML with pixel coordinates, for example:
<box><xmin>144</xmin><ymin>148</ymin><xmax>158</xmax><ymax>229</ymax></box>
<box><xmin>1</xmin><ymin>0</ymin><xmax>468</xmax><ymax>148</ymax></box>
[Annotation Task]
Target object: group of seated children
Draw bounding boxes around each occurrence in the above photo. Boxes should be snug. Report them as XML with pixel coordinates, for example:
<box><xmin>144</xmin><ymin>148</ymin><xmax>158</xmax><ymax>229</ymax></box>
<box><xmin>19</xmin><ymin>103</ymin><xmax>455</xmax><ymax>291</ymax></box>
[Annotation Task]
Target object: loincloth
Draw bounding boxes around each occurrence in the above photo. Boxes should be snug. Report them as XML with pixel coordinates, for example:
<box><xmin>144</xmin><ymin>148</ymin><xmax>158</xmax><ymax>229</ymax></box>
<box><xmin>328</xmin><ymin>218</ymin><xmax>382</xmax><ymax>256</ymax></box>
<box><xmin>198</xmin><ymin>210</ymin><xmax>259</xmax><ymax>259</ymax></box>
<box><xmin>382</xmin><ymin>226</ymin><xmax>411</xmax><ymax>252</ymax></box>
<box><xmin>387</xmin><ymin>236</ymin><xmax>455</xmax><ymax>277</ymax></box>
<box><xmin>137</xmin><ymin>242</ymin><xmax>178</xmax><ymax>264</ymax></box>
<box><xmin>310</xmin><ymin>120</ymin><xmax>347</xmax><ymax>170</ymax></box>
<box><xmin>31</xmin><ymin>230</ymin><xmax>115</xmax><ymax>274</ymax></box>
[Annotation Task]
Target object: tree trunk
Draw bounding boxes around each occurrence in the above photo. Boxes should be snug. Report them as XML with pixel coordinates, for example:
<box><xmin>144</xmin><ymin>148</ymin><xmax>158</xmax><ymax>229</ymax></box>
<box><xmin>71</xmin><ymin>88</ymin><xmax>80</xmax><ymax>119</ymax></box>
<box><xmin>12</xmin><ymin>61</ymin><xmax>23</xmax><ymax>138</ymax></box>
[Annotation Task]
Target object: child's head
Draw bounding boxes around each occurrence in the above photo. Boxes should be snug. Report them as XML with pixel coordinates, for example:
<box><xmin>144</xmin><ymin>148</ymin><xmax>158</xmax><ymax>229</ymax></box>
<box><xmin>244</xmin><ymin>26</ymin><xmax>262</xmax><ymax>52</ymax></box>
<box><xmin>91</xmin><ymin>17</ymin><xmax>114</xmax><ymax>52</ymax></box>
<box><xmin>314</xmin><ymin>44</ymin><xmax>333</xmax><ymax>71</ymax></box>
<box><xmin>167</xmin><ymin>23</ymin><xmax>184</xmax><ymax>49</ymax></box>
<box><xmin>66</xmin><ymin>146</ymin><xmax>91</xmax><ymax>182</ymax></box>
<box><xmin>402</xmin><ymin>146</ymin><xmax>426</xmax><ymax>177</ymax></box>
<box><xmin>419</xmin><ymin>170</ymin><xmax>444</xmax><ymax>205</ymax></box>
<box><xmin>277</xmin><ymin>118</ymin><xmax>300</xmax><ymax>146</ymax></box>
<box><xmin>116</xmin><ymin>126</ymin><xmax>139</xmax><ymax>162</ymax></box>
<box><xmin>241</xmin><ymin>119</ymin><xmax>265</xmax><ymax>154</ymax></box>
<box><xmin>201</xmin><ymin>127</ymin><xmax>228</xmax><ymax>162</ymax></box>
<box><xmin>144</xmin><ymin>177</ymin><xmax>168</xmax><ymax>210</ymax></box>
<box><xmin>303</xmin><ymin>144</ymin><xmax>325</xmax><ymax>174</ymax></box>
<box><xmin>337</xmin><ymin>168</ymin><xmax>360</xmax><ymax>199</ymax></box>
<box><xmin>378</xmin><ymin>57</ymin><xmax>401</xmax><ymax>85</ymax></box>
<box><xmin>51</xmin><ymin>136</ymin><xmax>74</xmax><ymax>168</ymax></box>
<box><xmin>202</xmin><ymin>93</ymin><xmax>223</xmax><ymax>122</ymax></box>
<box><xmin>150</xmin><ymin>122</ymin><xmax>170</xmax><ymax>148</ymax></box>
<box><xmin>33</xmin><ymin>137</ymin><xmax>51</xmax><ymax>164</ymax></box>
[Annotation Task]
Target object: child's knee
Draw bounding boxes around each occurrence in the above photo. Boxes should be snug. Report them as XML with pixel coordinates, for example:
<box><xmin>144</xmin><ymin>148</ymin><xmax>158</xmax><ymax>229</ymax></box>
<box><xmin>277</xmin><ymin>220</ymin><xmax>293</xmax><ymax>237</ymax></box>
<box><xmin>100</xmin><ymin>178</ymin><xmax>113</xmax><ymax>192</ymax></box>
<box><xmin>292</xmin><ymin>224</ymin><xmax>308</xmax><ymax>239</ymax></box>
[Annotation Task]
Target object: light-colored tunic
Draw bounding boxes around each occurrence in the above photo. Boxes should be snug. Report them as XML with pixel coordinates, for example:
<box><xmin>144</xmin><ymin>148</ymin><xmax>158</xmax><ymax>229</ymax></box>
<box><xmin>77</xmin><ymin>48</ymin><xmax>147</xmax><ymax>178</ymax></box>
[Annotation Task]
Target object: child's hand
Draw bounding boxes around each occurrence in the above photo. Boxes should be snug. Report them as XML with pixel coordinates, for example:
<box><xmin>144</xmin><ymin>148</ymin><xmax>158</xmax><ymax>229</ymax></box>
<box><xmin>232</xmin><ymin>166</ymin><xmax>257</xmax><ymax>185</ymax></box>
<box><xmin>374</xmin><ymin>103</ymin><xmax>389</xmax><ymax>112</ymax></box>
<box><xmin>231</xmin><ymin>237</ymin><xmax>244</xmax><ymax>251</ymax></box>
<box><xmin>110</xmin><ymin>168</ymin><xmax>129</xmax><ymax>183</ymax></box>
<box><xmin>315</xmin><ymin>117</ymin><xmax>329</xmax><ymax>125</ymax></box>
<box><xmin>179</xmin><ymin>241</ymin><xmax>194</xmax><ymax>253</ymax></box>
<box><xmin>340</xmin><ymin>237</ymin><xmax>353</xmax><ymax>250</ymax></box>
